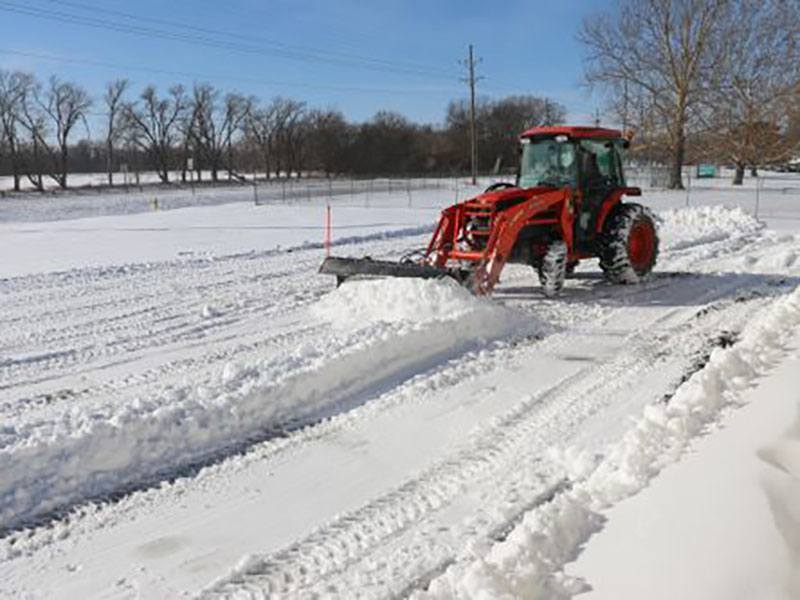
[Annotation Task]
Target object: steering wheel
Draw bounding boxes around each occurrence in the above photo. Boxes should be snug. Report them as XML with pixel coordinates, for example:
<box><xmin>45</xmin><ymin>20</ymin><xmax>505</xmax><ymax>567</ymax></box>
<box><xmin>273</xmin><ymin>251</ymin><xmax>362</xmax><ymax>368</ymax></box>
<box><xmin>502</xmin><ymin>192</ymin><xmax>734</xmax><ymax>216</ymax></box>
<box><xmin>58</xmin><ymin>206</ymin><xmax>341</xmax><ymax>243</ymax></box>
<box><xmin>484</xmin><ymin>182</ymin><xmax>517</xmax><ymax>193</ymax></box>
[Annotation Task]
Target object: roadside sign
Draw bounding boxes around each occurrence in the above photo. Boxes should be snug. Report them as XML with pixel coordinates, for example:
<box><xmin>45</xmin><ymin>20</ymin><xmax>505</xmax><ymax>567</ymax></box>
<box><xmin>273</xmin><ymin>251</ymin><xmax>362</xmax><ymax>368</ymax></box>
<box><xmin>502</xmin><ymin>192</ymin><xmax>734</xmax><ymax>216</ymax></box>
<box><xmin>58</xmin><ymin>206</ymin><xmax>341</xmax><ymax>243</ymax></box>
<box><xmin>696</xmin><ymin>164</ymin><xmax>717</xmax><ymax>178</ymax></box>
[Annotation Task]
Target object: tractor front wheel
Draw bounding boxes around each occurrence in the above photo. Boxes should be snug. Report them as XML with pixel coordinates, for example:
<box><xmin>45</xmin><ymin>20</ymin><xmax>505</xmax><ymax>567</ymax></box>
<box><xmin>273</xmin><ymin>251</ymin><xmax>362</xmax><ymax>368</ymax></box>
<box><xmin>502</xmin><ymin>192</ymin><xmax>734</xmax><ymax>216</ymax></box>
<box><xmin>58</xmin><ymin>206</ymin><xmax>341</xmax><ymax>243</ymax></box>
<box><xmin>537</xmin><ymin>240</ymin><xmax>567</xmax><ymax>297</ymax></box>
<box><xmin>599</xmin><ymin>203</ymin><xmax>659</xmax><ymax>284</ymax></box>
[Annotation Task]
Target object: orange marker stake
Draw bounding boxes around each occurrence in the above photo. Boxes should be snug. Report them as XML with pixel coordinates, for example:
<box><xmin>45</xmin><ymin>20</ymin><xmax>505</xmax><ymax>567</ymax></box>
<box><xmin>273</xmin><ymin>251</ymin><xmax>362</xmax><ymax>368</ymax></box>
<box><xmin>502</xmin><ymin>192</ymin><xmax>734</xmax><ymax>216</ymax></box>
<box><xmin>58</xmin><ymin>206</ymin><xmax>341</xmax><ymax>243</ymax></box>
<box><xmin>324</xmin><ymin>204</ymin><xmax>332</xmax><ymax>256</ymax></box>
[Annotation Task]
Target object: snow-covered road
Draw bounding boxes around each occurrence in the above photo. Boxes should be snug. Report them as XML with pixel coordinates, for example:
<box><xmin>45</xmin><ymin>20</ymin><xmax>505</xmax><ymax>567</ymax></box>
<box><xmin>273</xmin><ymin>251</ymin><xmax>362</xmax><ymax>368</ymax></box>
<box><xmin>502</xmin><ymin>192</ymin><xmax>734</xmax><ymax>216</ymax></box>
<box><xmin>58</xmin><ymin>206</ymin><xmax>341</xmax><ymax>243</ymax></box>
<box><xmin>1</xmin><ymin>186</ymin><xmax>800</xmax><ymax>599</ymax></box>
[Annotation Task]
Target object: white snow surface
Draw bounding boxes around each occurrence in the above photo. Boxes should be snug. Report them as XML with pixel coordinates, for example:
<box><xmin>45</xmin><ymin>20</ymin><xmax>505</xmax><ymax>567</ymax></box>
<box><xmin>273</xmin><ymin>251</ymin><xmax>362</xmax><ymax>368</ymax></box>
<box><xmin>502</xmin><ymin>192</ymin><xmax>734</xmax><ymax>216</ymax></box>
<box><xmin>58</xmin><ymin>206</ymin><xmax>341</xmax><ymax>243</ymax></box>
<box><xmin>0</xmin><ymin>202</ymin><xmax>437</xmax><ymax>278</ymax></box>
<box><xmin>568</xmin><ymin>347</ymin><xmax>800</xmax><ymax>600</ymax></box>
<box><xmin>1</xmin><ymin>180</ymin><xmax>800</xmax><ymax>599</ymax></box>
<box><xmin>418</xmin><ymin>285</ymin><xmax>800</xmax><ymax>600</ymax></box>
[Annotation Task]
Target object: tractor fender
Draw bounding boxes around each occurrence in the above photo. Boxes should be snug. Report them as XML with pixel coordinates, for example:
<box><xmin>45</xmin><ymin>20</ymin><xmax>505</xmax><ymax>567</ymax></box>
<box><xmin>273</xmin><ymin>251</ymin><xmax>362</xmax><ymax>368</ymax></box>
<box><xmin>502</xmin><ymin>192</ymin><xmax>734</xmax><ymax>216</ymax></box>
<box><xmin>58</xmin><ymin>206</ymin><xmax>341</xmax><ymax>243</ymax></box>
<box><xmin>594</xmin><ymin>187</ymin><xmax>642</xmax><ymax>234</ymax></box>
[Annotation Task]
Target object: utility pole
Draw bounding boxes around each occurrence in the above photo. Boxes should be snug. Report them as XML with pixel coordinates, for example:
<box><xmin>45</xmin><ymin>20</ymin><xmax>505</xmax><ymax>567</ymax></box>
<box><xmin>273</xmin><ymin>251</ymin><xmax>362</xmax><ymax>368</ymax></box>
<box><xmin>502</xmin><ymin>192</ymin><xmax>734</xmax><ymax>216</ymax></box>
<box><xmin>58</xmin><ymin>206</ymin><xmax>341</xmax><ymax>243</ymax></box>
<box><xmin>461</xmin><ymin>44</ymin><xmax>483</xmax><ymax>185</ymax></box>
<box><xmin>622</xmin><ymin>78</ymin><xmax>629</xmax><ymax>132</ymax></box>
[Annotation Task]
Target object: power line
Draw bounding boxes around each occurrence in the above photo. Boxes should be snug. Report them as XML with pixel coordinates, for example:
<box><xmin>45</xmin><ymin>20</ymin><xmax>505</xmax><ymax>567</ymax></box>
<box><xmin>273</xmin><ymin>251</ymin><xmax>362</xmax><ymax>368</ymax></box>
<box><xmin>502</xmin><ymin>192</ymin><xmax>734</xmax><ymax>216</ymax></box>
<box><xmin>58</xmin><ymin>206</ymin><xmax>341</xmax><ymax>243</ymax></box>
<box><xmin>0</xmin><ymin>48</ymin><xmax>463</xmax><ymax>97</ymax></box>
<box><xmin>0</xmin><ymin>1</ymin><xmax>458</xmax><ymax>81</ymax></box>
<box><xmin>42</xmin><ymin>0</ymin><xmax>457</xmax><ymax>79</ymax></box>
<box><xmin>182</xmin><ymin>0</ymin><xmax>394</xmax><ymax>54</ymax></box>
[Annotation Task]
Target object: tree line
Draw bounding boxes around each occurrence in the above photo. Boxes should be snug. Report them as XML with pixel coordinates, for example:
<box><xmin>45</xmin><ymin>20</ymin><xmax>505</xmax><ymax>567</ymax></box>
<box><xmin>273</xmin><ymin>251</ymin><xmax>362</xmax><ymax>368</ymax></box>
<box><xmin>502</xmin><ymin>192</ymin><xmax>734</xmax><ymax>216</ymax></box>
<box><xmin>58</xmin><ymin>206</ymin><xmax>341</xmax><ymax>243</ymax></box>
<box><xmin>0</xmin><ymin>71</ymin><xmax>566</xmax><ymax>191</ymax></box>
<box><xmin>581</xmin><ymin>0</ymin><xmax>800</xmax><ymax>187</ymax></box>
<box><xmin>3</xmin><ymin>2</ymin><xmax>800</xmax><ymax>193</ymax></box>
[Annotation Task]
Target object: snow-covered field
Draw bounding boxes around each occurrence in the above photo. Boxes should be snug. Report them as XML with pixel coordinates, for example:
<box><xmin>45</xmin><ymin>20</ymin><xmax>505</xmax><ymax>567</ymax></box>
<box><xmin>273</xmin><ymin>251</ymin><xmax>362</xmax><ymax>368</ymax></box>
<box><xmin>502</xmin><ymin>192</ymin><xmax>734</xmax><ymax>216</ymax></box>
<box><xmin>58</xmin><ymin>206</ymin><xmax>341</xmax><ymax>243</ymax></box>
<box><xmin>1</xmin><ymin>176</ymin><xmax>799</xmax><ymax>599</ymax></box>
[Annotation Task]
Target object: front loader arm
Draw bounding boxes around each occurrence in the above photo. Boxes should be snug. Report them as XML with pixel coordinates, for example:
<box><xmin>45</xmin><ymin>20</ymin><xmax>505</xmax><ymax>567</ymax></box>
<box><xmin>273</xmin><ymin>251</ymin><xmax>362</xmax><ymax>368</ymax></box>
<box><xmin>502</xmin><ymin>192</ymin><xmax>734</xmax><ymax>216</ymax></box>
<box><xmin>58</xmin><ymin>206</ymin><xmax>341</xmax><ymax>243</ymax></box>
<box><xmin>471</xmin><ymin>189</ymin><xmax>568</xmax><ymax>295</ymax></box>
<box><xmin>426</xmin><ymin>204</ymin><xmax>460</xmax><ymax>268</ymax></box>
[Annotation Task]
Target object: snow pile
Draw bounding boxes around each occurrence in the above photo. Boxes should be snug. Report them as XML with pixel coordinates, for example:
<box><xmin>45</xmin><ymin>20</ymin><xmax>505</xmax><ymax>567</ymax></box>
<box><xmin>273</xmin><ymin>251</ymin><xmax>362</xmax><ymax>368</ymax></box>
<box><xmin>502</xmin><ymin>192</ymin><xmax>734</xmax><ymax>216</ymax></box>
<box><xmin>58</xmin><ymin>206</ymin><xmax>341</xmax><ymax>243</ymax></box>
<box><xmin>759</xmin><ymin>410</ymin><xmax>800</xmax><ymax>597</ymax></box>
<box><xmin>313</xmin><ymin>277</ymin><xmax>520</xmax><ymax>330</ymax></box>
<box><xmin>417</xmin><ymin>284</ymin><xmax>800</xmax><ymax>600</ymax></box>
<box><xmin>0</xmin><ymin>281</ymin><xmax>538</xmax><ymax>532</ymax></box>
<box><xmin>657</xmin><ymin>205</ymin><xmax>763</xmax><ymax>251</ymax></box>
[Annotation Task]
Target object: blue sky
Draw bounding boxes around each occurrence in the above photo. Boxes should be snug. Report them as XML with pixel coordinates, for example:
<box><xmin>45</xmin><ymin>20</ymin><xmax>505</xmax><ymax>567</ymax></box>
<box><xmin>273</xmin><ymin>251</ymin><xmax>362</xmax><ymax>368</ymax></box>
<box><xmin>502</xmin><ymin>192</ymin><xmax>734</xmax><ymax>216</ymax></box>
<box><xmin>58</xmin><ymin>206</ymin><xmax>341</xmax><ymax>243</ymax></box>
<box><xmin>0</xmin><ymin>0</ymin><xmax>611</xmax><ymax>127</ymax></box>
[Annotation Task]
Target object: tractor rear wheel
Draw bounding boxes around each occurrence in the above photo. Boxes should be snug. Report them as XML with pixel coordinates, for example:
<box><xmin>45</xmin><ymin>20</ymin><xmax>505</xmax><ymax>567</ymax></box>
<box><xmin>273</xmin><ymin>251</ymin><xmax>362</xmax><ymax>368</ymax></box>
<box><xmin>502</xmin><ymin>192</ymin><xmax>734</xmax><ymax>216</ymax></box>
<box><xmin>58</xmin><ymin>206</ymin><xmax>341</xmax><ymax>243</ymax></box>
<box><xmin>537</xmin><ymin>240</ymin><xmax>567</xmax><ymax>297</ymax></box>
<box><xmin>599</xmin><ymin>203</ymin><xmax>659</xmax><ymax>284</ymax></box>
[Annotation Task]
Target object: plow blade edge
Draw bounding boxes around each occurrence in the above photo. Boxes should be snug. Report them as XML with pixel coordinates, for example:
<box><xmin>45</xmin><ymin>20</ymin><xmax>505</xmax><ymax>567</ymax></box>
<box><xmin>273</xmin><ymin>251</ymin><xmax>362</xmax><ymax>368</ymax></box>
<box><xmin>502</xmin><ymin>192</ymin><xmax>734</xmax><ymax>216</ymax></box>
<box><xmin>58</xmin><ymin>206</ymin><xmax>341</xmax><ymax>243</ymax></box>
<box><xmin>319</xmin><ymin>256</ymin><xmax>470</xmax><ymax>284</ymax></box>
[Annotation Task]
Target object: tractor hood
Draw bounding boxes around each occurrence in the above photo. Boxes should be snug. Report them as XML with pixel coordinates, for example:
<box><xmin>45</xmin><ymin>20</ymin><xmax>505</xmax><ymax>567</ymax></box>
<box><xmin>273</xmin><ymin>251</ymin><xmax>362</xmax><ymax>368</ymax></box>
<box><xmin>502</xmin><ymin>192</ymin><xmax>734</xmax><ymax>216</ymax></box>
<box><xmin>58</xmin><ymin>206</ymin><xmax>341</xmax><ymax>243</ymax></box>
<box><xmin>471</xmin><ymin>185</ymin><xmax>562</xmax><ymax>209</ymax></box>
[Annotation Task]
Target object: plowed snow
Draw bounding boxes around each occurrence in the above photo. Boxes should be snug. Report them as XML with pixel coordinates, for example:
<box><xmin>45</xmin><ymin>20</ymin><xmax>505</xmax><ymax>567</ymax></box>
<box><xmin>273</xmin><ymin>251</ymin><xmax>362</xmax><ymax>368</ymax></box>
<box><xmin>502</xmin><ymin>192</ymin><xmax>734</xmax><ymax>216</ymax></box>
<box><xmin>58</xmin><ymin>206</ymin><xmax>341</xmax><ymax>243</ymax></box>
<box><xmin>1</xmin><ymin>193</ymin><xmax>799</xmax><ymax>599</ymax></box>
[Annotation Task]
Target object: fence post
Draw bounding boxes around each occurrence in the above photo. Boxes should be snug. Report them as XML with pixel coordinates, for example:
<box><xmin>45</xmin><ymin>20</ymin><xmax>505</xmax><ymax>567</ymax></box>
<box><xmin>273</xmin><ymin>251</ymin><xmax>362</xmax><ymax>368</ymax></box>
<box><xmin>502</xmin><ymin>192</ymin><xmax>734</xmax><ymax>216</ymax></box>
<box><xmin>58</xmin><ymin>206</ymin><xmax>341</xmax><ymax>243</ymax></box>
<box><xmin>407</xmin><ymin>178</ymin><xmax>412</xmax><ymax>208</ymax></box>
<box><xmin>754</xmin><ymin>175</ymin><xmax>761</xmax><ymax>219</ymax></box>
<box><xmin>253</xmin><ymin>180</ymin><xmax>259</xmax><ymax>205</ymax></box>
<box><xmin>685</xmin><ymin>168</ymin><xmax>691</xmax><ymax>207</ymax></box>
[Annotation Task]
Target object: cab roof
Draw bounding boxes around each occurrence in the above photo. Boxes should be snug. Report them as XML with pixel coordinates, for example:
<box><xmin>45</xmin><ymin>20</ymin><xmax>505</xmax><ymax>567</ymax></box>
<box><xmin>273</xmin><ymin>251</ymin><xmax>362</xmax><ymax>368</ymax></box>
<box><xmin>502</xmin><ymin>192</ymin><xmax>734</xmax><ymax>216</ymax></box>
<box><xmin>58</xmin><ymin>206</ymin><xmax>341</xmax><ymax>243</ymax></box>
<box><xmin>520</xmin><ymin>125</ymin><xmax>623</xmax><ymax>140</ymax></box>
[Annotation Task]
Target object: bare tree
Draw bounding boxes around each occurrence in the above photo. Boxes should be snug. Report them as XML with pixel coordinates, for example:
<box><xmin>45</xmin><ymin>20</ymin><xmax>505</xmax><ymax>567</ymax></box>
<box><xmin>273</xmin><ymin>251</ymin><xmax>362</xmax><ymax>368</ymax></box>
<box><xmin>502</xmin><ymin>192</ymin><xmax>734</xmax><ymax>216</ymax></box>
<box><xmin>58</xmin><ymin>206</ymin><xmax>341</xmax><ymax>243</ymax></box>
<box><xmin>0</xmin><ymin>70</ymin><xmax>32</xmax><ymax>192</ymax></box>
<box><xmin>103</xmin><ymin>79</ymin><xmax>129</xmax><ymax>186</ymax></box>
<box><xmin>178</xmin><ymin>98</ymin><xmax>199</xmax><ymax>183</ymax></box>
<box><xmin>445</xmin><ymin>95</ymin><xmax>565</xmax><ymax>173</ymax></box>
<box><xmin>188</xmin><ymin>84</ymin><xmax>251</xmax><ymax>182</ymax></box>
<box><xmin>244</xmin><ymin>100</ymin><xmax>278</xmax><ymax>179</ymax></box>
<box><xmin>280</xmin><ymin>101</ymin><xmax>308</xmax><ymax>177</ymax></box>
<box><xmin>350</xmin><ymin>111</ymin><xmax>426</xmax><ymax>175</ymax></box>
<box><xmin>271</xmin><ymin>98</ymin><xmax>306</xmax><ymax>177</ymax></box>
<box><xmin>307</xmin><ymin>109</ymin><xmax>351</xmax><ymax>177</ymax></box>
<box><xmin>705</xmin><ymin>0</ymin><xmax>800</xmax><ymax>183</ymax></box>
<box><xmin>580</xmin><ymin>0</ymin><xmax>729</xmax><ymax>189</ymax></box>
<box><xmin>122</xmin><ymin>85</ymin><xmax>188</xmax><ymax>183</ymax></box>
<box><xmin>245</xmin><ymin>97</ymin><xmax>305</xmax><ymax>178</ymax></box>
<box><xmin>17</xmin><ymin>76</ymin><xmax>92</xmax><ymax>189</ymax></box>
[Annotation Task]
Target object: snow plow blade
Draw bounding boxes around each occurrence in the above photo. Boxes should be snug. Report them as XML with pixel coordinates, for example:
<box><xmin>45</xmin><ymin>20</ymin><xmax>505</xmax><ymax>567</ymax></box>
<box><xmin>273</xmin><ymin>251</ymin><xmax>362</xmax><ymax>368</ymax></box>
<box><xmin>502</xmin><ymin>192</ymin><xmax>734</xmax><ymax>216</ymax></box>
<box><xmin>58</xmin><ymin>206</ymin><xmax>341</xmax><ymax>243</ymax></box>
<box><xmin>319</xmin><ymin>256</ymin><xmax>470</xmax><ymax>285</ymax></box>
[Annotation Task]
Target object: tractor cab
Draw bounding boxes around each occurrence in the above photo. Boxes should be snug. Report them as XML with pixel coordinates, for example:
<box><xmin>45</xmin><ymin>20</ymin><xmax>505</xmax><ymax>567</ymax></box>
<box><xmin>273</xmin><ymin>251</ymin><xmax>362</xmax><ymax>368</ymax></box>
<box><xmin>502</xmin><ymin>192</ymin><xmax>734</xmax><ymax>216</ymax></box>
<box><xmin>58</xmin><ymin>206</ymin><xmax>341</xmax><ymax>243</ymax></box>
<box><xmin>517</xmin><ymin>126</ymin><xmax>632</xmax><ymax>252</ymax></box>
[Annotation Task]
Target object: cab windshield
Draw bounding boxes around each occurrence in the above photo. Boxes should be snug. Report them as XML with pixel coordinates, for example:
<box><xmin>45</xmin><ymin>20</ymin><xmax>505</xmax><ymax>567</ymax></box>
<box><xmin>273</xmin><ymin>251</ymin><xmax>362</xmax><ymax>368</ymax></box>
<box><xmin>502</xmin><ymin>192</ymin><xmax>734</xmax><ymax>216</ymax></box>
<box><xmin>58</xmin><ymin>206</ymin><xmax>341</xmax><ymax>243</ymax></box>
<box><xmin>518</xmin><ymin>138</ymin><xmax>577</xmax><ymax>188</ymax></box>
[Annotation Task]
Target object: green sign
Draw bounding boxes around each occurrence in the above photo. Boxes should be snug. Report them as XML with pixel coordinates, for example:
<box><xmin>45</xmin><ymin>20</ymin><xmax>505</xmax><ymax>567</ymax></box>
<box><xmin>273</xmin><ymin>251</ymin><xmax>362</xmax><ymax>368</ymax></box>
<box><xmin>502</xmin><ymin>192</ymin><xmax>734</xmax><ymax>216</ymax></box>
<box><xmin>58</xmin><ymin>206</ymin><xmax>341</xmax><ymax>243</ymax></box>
<box><xmin>696</xmin><ymin>164</ymin><xmax>717</xmax><ymax>178</ymax></box>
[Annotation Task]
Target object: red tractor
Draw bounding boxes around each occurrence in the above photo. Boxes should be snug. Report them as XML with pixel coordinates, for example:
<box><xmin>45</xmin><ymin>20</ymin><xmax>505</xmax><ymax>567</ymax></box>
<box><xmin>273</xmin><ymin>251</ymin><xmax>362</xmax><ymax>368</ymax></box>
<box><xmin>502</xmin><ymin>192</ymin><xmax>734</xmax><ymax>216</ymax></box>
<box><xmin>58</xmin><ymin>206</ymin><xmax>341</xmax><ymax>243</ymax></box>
<box><xmin>321</xmin><ymin>126</ymin><xmax>659</xmax><ymax>296</ymax></box>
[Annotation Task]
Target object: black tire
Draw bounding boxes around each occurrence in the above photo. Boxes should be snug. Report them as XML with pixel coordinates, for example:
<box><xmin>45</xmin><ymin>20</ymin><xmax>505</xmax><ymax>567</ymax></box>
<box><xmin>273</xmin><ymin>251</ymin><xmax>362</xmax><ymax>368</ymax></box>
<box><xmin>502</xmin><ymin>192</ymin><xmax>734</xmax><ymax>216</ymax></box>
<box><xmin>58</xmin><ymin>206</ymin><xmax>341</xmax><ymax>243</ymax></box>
<box><xmin>537</xmin><ymin>240</ymin><xmax>567</xmax><ymax>297</ymax></box>
<box><xmin>599</xmin><ymin>203</ymin><xmax>659</xmax><ymax>284</ymax></box>
<box><xmin>566</xmin><ymin>260</ymin><xmax>578</xmax><ymax>276</ymax></box>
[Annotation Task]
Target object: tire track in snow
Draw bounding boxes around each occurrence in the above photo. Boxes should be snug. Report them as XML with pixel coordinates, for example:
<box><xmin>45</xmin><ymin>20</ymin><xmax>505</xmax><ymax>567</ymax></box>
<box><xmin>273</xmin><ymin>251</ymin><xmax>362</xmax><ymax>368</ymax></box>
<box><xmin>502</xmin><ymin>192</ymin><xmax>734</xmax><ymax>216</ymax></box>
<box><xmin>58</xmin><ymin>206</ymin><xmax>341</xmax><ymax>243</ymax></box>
<box><xmin>0</xmin><ymin>230</ymin><xmax>432</xmax><ymax>397</ymax></box>
<box><xmin>3</xmin><ymin>209</ymin><xmax>796</xmax><ymax>596</ymax></box>
<box><xmin>203</xmin><ymin>281</ymin><xmax>780</xmax><ymax>598</ymax></box>
<box><xmin>201</xmin><ymin>212</ymin><xmax>800</xmax><ymax>597</ymax></box>
<box><xmin>0</xmin><ymin>276</ymin><xmax>529</xmax><ymax>531</ymax></box>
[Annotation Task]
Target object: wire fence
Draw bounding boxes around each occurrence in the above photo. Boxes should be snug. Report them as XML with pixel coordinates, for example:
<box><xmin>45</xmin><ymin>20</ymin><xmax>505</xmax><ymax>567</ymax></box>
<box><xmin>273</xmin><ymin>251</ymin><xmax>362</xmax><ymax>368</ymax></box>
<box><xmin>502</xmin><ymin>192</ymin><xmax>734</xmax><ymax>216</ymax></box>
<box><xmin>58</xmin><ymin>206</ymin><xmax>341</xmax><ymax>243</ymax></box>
<box><xmin>250</xmin><ymin>175</ymin><xmax>516</xmax><ymax>209</ymax></box>
<box><xmin>0</xmin><ymin>174</ymin><xmax>513</xmax><ymax>223</ymax></box>
<box><xmin>626</xmin><ymin>165</ymin><xmax>800</xmax><ymax>221</ymax></box>
<box><xmin>2</xmin><ymin>166</ymin><xmax>796</xmax><ymax>225</ymax></box>
<box><xmin>252</xmin><ymin>177</ymin><xmax>453</xmax><ymax>208</ymax></box>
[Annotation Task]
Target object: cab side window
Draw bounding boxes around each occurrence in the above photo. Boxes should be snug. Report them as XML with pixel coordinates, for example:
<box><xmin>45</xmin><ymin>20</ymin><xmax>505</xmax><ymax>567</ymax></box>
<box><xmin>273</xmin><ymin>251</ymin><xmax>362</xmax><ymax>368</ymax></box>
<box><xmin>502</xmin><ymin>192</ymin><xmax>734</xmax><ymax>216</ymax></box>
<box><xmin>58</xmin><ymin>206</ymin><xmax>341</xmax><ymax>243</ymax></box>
<box><xmin>580</xmin><ymin>140</ymin><xmax>621</xmax><ymax>188</ymax></box>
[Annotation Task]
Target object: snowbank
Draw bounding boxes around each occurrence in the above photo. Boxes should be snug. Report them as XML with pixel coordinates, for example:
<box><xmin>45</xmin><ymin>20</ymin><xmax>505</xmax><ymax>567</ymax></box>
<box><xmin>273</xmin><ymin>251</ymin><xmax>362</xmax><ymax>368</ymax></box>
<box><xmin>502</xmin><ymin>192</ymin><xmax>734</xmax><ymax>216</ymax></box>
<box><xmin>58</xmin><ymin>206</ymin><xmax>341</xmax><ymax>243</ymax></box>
<box><xmin>760</xmin><ymin>409</ymin><xmax>800</xmax><ymax>597</ymax></box>
<box><xmin>569</xmin><ymin>356</ymin><xmax>800</xmax><ymax>599</ymax></box>
<box><xmin>0</xmin><ymin>280</ymin><xmax>538</xmax><ymax>532</ymax></box>
<box><xmin>657</xmin><ymin>205</ymin><xmax>764</xmax><ymax>251</ymax></box>
<box><xmin>416</xmin><ymin>284</ymin><xmax>800</xmax><ymax>600</ymax></box>
<box><xmin>313</xmin><ymin>277</ymin><xmax>522</xmax><ymax>330</ymax></box>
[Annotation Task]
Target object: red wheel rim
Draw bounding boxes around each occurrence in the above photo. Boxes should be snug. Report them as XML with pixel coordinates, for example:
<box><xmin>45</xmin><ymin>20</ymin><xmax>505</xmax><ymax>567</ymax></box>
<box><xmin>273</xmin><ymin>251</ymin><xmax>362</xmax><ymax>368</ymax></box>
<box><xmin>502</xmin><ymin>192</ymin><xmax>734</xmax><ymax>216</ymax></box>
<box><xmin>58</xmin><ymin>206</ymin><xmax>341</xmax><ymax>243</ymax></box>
<box><xmin>628</xmin><ymin>219</ymin><xmax>655</xmax><ymax>271</ymax></box>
